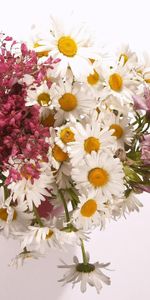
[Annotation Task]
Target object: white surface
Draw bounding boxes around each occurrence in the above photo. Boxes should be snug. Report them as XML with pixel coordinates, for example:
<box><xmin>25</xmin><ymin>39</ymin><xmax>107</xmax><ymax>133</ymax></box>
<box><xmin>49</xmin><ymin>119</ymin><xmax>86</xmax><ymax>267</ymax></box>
<box><xmin>0</xmin><ymin>0</ymin><xmax>150</xmax><ymax>299</ymax></box>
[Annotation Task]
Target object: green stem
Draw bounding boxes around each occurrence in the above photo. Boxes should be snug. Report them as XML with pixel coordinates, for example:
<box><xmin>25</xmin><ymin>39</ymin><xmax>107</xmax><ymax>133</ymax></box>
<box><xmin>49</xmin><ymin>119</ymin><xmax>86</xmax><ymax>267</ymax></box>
<box><xmin>33</xmin><ymin>204</ymin><xmax>43</xmax><ymax>227</ymax></box>
<box><xmin>58</xmin><ymin>189</ymin><xmax>70</xmax><ymax>223</ymax></box>
<box><xmin>81</xmin><ymin>239</ymin><xmax>88</xmax><ymax>265</ymax></box>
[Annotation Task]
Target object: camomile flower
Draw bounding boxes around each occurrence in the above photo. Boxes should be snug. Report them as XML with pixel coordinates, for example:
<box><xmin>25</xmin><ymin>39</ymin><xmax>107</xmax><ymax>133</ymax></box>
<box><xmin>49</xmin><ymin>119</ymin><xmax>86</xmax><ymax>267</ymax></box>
<box><xmin>25</xmin><ymin>82</ymin><xmax>56</xmax><ymax>108</ymax></box>
<box><xmin>55</xmin><ymin>123</ymin><xmax>75</xmax><ymax>152</ymax></box>
<box><xmin>20</xmin><ymin>225</ymin><xmax>67</xmax><ymax>252</ymax></box>
<box><xmin>49</xmin><ymin>128</ymin><xmax>69</xmax><ymax>170</ymax></box>
<box><xmin>135</xmin><ymin>52</ymin><xmax>150</xmax><ymax>84</ymax></box>
<box><xmin>86</xmin><ymin>60</ymin><xmax>104</xmax><ymax>98</ymax></box>
<box><xmin>8</xmin><ymin>163</ymin><xmax>54</xmax><ymax>211</ymax></box>
<box><xmin>58</xmin><ymin>253</ymin><xmax>111</xmax><ymax>294</ymax></box>
<box><xmin>100</xmin><ymin>63</ymin><xmax>138</xmax><ymax>101</ymax></box>
<box><xmin>119</xmin><ymin>192</ymin><xmax>143</xmax><ymax>216</ymax></box>
<box><xmin>9</xmin><ymin>250</ymin><xmax>44</xmax><ymax>268</ymax></box>
<box><xmin>53</xmin><ymin>76</ymin><xmax>95</xmax><ymax>126</ymax></box>
<box><xmin>68</xmin><ymin>119</ymin><xmax>115</xmax><ymax>165</ymax></box>
<box><xmin>36</xmin><ymin>15</ymin><xmax>99</xmax><ymax>79</ymax></box>
<box><xmin>116</xmin><ymin>44</ymin><xmax>138</xmax><ymax>68</ymax></box>
<box><xmin>0</xmin><ymin>188</ymin><xmax>33</xmax><ymax>237</ymax></box>
<box><xmin>72</xmin><ymin>151</ymin><xmax>125</xmax><ymax>200</ymax></box>
<box><xmin>28</xmin><ymin>25</ymin><xmax>50</xmax><ymax>63</ymax></box>
<box><xmin>101</xmin><ymin>110</ymin><xmax>134</xmax><ymax>148</ymax></box>
<box><xmin>72</xmin><ymin>190</ymin><xmax>111</xmax><ymax>231</ymax></box>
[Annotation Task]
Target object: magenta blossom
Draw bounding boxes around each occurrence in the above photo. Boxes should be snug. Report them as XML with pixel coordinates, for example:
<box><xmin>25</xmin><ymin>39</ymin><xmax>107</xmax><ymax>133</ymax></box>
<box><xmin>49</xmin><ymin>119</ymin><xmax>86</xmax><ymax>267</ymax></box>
<box><xmin>133</xmin><ymin>87</ymin><xmax>150</xmax><ymax>112</ymax></box>
<box><xmin>141</xmin><ymin>134</ymin><xmax>150</xmax><ymax>165</ymax></box>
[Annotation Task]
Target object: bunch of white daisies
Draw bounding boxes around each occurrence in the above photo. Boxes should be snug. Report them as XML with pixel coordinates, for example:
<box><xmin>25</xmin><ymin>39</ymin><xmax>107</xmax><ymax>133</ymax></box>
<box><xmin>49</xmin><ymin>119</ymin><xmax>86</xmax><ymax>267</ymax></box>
<box><xmin>0</xmin><ymin>14</ymin><xmax>150</xmax><ymax>294</ymax></box>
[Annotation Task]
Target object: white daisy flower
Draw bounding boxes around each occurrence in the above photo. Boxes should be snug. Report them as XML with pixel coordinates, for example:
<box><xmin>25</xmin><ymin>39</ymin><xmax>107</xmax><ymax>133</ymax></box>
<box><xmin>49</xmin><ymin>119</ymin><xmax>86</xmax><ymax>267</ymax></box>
<box><xmin>19</xmin><ymin>225</ymin><xmax>65</xmax><ymax>252</ymax></box>
<box><xmin>119</xmin><ymin>192</ymin><xmax>143</xmax><ymax>216</ymax></box>
<box><xmin>100</xmin><ymin>63</ymin><xmax>138</xmax><ymax>101</ymax></box>
<box><xmin>0</xmin><ymin>187</ymin><xmax>33</xmax><ymax>237</ymax></box>
<box><xmin>53</xmin><ymin>75</ymin><xmax>95</xmax><ymax>126</ymax></box>
<box><xmin>68</xmin><ymin>118</ymin><xmax>115</xmax><ymax>165</ymax></box>
<box><xmin>28</xmin><ymin>25</ymin><xmax>50</xmax><ymax>63</ymax></box>
<box><xmin>25</xmin><ymin>82</ymin><xmax>56</xmax><ymax>108</ymax></box>
<box><xmin>135</xmin><ymin>52</ymin><xmax>150</xmax><ymax>84</ymax></box>
<box><xmin>9</xmin><ymin>250</ymin><xmax>44</xmax><ymax>268</ymax></box>
<box><xmin>86</xmin><ymin>60</ymin><xmax>104</xmax><ymax>98</ymax></box>
<box><xmin>55</xmin><ymin>122</ymin><xmax>75</xmax><ymax>152</ymax></box>
<box><xmin>116</xmin><ymin>44</ymin><xmax>138</xmax><ymax>69</ymax></box>
<box><xmin>49</xmin><ymin>128</ymin><xmax>69</xmax><ymax>170</ymax></box>
<box><xmin>101</xmin><ymin>110</ymin><xmax>134</xmax><ymax>148</ymax></box>
<box><xmin>72</xmin><ymin>151</ymin><xmax>125</xmax><ymax>200</ymax></box>
<box><xmin>72</xmin><ymin>190</ymin><xmax>111</xmax><ymax>231</ymax></box>
<box><xmin>8</xmin><ymin>163</ymin><xmax>54</xmax><ymax>211</ymax></box>
<box><xmin>58</xmin><ymin>253</ymin><xmax>111</xmax><ymax>294</ymax></box>
<box><xmin>36</xmin><ymin>15</ymin><xmax>99</xmax><ymax>79</ymax></box>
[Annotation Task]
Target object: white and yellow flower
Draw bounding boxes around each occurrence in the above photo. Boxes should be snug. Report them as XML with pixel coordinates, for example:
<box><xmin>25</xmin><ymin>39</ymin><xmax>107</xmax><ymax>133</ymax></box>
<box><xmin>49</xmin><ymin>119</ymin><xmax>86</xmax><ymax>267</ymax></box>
<box><xmin>25</xmin><ymin>82</ymin><xmax>56</xmax><ymax>108</ymax></box>
<box><xmin>68</xmin><ymin>118</ymin><xmax>115</xmax><ymax>165</ymax></box>
<box><xmin>53</xmin><ymin>76</ymin><xmax>95</xmax><ymax>126</ymax></box>
<box><xmin>72</xmin><ymin>151</ymin><xmax>125</xmax><ymax>200</ymax></box>
<box><xmin>100</xmin><ymin>110</ymin><xmax>134</xmax><ymax>148</ymax></box>
<box><xmin>72</xmin><ymin>190</ymin><xmax>111</xmax><ymax>231</ymax></box>
<box><xmin>36</xmin><ymin>15</ymin><xmax>99</xmax><ymax>79</ymax></box>
<box><xmin>100</xmin><ymin>63</ymin><xmax>138</xmax><ymax>101</ymax></box>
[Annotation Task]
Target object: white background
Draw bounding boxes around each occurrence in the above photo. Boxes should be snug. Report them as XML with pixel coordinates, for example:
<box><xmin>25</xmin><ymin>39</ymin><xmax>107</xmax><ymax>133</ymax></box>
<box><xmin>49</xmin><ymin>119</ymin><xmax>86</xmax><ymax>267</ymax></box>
<box><xmin>0</xmin><ymin>0</ymin><xmax>150</xmax><ymax>299</ymax></box>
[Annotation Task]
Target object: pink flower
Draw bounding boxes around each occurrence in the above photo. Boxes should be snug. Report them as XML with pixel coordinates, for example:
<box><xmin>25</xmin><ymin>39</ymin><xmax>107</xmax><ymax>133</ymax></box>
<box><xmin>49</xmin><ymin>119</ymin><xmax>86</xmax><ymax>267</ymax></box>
<box><xmin>141</xmin><ymin>134</ymin><xmax>150</xmax><ymax>165</ymax></box>
<box><xmin>133</xmin><ymin>87</ymin><xmax>150</xmax><ymax>112</ymax></box>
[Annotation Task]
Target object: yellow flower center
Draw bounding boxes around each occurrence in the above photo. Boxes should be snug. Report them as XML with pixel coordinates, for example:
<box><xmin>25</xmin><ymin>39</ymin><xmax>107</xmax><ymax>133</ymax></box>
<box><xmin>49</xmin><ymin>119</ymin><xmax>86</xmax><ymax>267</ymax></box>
<box><xmin>33</xmin><ymin>42</ymin><xmax>49</xmax><ymax>58</ymax></box>
<box><xmin>58</xmin><ymin>36</ymin><xmax>77</xmax><ymax>57</ymax></box>
<box><xmin>0</xmin><ymin>208</ymin><xmax>8</xmax><ymax>221</ymax></box>
<box><xmin>84</xmin><ymin>137</ymin><xmax>100</xmax><ymax>154</ymax></box>
<box><xmin>37</xmin><ymin>93</ymin><xmax>51</xmax><ymax>106</ymax></box>
<box><xmin>0</xmin><ymin>208</ymin><xmax>17</xmax><ymax>221</ymax></box>
<box><xmin>109</xmin><ymin>73</ymin><xmax>123</xmax><ymax>92</ymax></box>
<box><xmin>110</xmin><ymin>124</ymin><xmax>124</xmax><ymax>139</ymax></box>
<box><xmin>145</xmin><ymin>78</ymin><xmax>150</xmax><ymax>83</ymax></box>
<box><xmin>52</xmin><ymin>144</ymin><xmax>68</xmax><ymax>162</ymax></box>
<box><xmin>59</xmin><ymin>93</ymin><xmax>77</xmax><ymax>112</ymax></box>
<box><xmin>60</xmin><ymin>127</ymin><xmax>75</xmax><ymax>144</ymax></box>
<box><xmin>46</xmin><ymin>229</ymin><xmax>53</xmax><ymax>239</ymax></box>
<box><xmin>88</xmin><ymin>167</ymin><xmax>109</xmax><ymax>187</ymax></box>
<box><xmin>41</xmin><ymin>111</ymin><xmax>55</xmax><ymax>127</ymax></box>
<box><xmin>80</xmin><ymin>199</ymin><xmax>97</xmax><ymax>217</ymax></box>
<box><xmin>119</xmin><ymin>53</ymin><xmax>128</xmax><ymax>65</ymax></box>
<box><xmin>87</xmin><ymin>70</ymin><xmax>100</xmax><ymax>85</ymax></box>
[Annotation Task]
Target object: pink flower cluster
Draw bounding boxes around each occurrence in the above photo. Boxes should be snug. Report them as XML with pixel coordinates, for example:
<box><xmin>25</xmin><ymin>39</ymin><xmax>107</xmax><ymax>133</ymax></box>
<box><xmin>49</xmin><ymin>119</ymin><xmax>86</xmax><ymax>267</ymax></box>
<box><xmin>0</xmin><ymin>35</ymin><xmax>56</xmax><ymax>184</ymax></box>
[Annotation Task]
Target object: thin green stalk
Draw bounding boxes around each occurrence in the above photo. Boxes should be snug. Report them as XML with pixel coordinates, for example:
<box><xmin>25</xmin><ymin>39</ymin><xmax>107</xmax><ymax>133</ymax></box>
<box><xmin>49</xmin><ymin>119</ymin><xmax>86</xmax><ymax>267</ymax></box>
<box><xmin>80</xmin><ymin>239</ymin><xmax>88</xmax><ymax>265</ymax></box>
<box><xmin>58</xmin><ymin>189</ymin><xmax>70</xmax><ymax>223</ymax></box>
<box><xmin>33</xmin><ymin>204</ymin><xmax>43</xmax><ymax>227</ymax></box>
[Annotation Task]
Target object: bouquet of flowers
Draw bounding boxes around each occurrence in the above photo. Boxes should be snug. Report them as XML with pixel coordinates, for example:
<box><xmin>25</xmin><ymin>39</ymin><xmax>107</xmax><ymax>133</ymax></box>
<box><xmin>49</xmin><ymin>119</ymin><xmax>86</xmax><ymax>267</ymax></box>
<box><xmin>0</xmin><ymin>15</ymin><xmax>149</xmax><ymax>294</ymax></box>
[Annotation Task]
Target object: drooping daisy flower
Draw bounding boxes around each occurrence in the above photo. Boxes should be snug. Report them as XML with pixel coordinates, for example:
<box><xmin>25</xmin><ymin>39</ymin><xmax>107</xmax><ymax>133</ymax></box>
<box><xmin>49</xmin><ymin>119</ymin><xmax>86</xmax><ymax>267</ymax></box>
<box><xmin>59</xmin><ymin>253</ymin><xmax>111</xmax><ymax>294</ymax></box>
<box><xmin>119</xmin><ymin>192</ymin><xmax>143</xmax><ymax>216</ymax></box>
<box><xmin>9</xmin><ymin>250</ymin><xmax>44</xmax><ymax>268</ymax></box>
<box><xmin>72</xmin><ymin>190</ymin><xmax>112</xmax><ymax>230</ymax></box>
<box><xmin>72</xmin><ymin>151</ymin><xmax>125</xmax><ymax>200</ymax></box>
<box><xmin>36</xmin><ymin>15</ymin><xmax>99</xmax><ymax>79</ymax></box>
<box><xmin>68</xmin><ymin>118</ymin><xmax>115</xmax><ymax>165</ymax></box>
